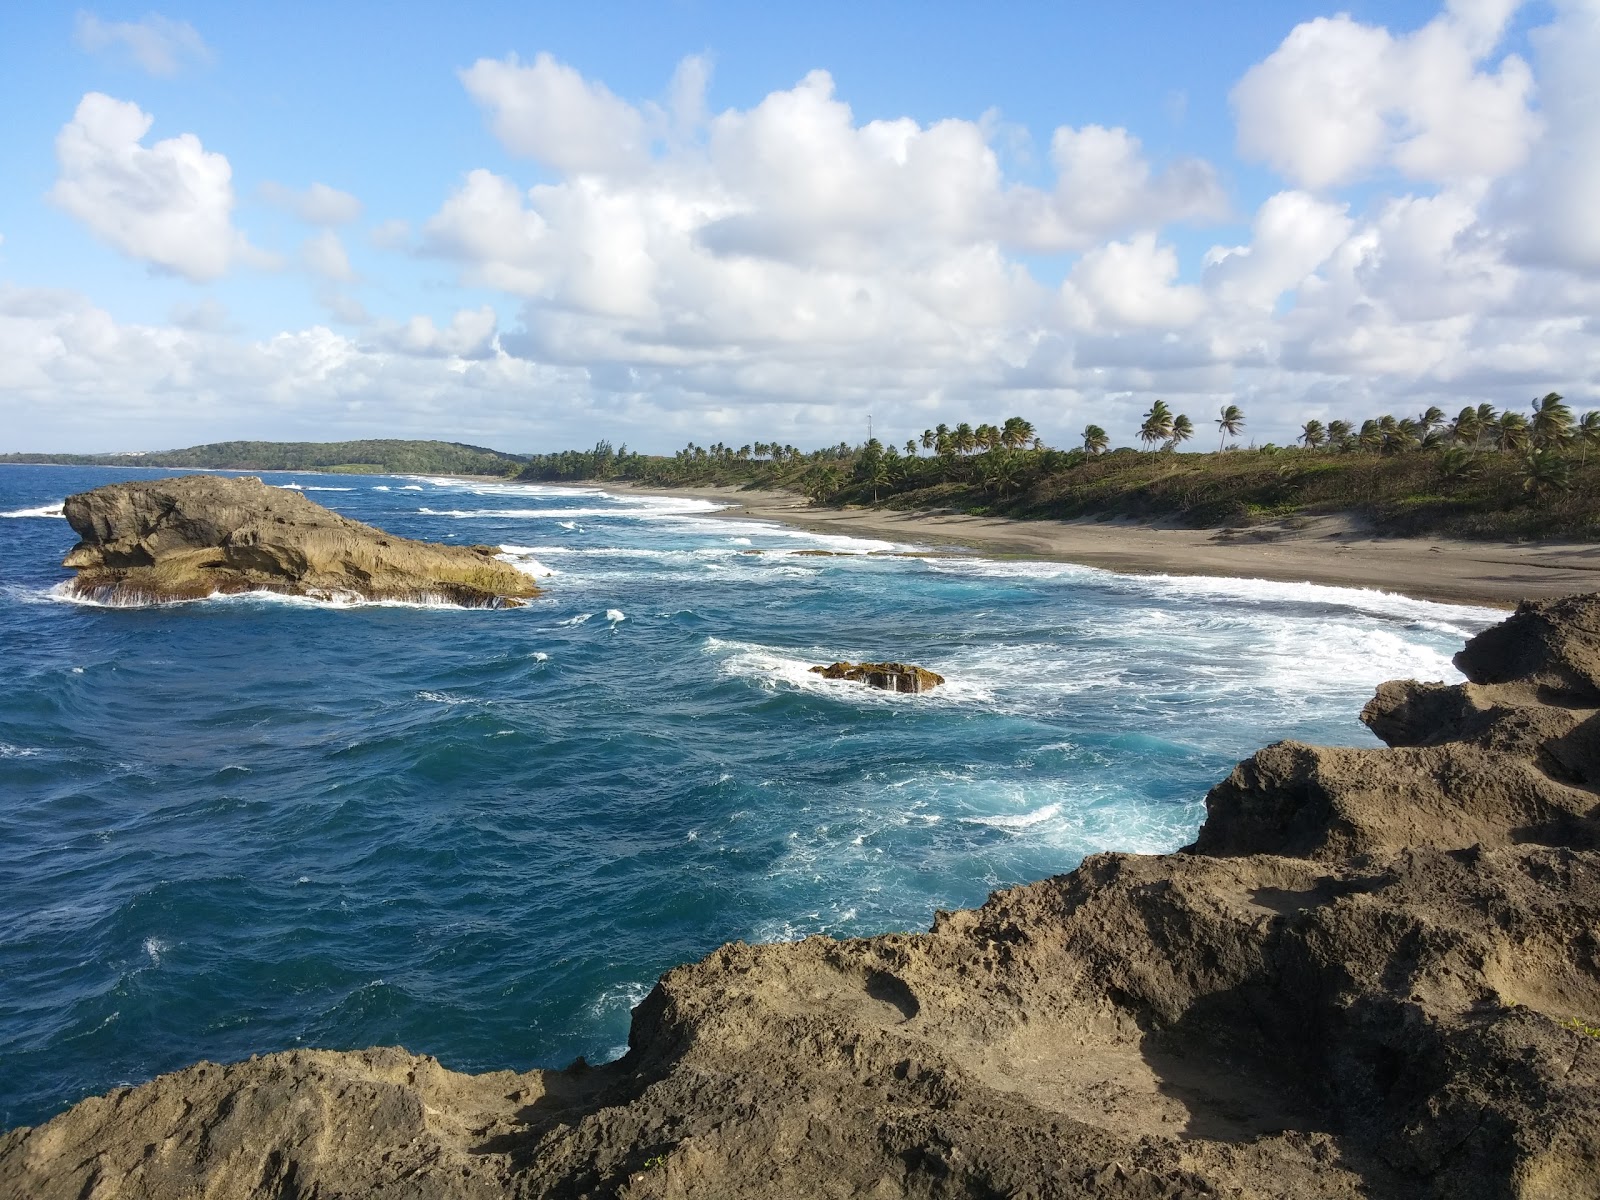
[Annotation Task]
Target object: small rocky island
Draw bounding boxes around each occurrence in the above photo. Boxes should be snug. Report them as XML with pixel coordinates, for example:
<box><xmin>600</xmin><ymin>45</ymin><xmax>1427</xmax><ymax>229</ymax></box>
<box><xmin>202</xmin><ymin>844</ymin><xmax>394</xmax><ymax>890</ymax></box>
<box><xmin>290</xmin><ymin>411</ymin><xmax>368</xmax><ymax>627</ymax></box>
<box><xmin>58</xmin><ymin>475</ymin><xmax>540</xmax><ymax>607</ymax></box>
<box><xmin>4</xmin><ymin>596</ymin><xmax>1599</xmax><ymax>1198</ymax></box>
<box><xmin>810</xmin><ymin>660</ymin><xmax>945</xmax><ymax>692</ymax></box>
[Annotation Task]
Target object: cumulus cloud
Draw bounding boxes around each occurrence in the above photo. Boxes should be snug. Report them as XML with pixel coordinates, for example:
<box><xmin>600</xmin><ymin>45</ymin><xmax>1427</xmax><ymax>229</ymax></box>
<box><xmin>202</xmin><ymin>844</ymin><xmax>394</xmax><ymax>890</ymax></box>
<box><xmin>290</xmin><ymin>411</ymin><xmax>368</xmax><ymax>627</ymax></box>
<box><xmin>13</xmin><ymin>5</ymin><xmax>1600</xmax><ymax>457</ymax></box>
<box><xmin>261</xmin><ymin>181</ymin><xmax>363</xmax><ymax>225</ymax></box>
<box><xmin>50</xmin><ymin>93</ymin><xmax>263</xmax><ymax>282</ymax></box>
<box><xmin>372</xmin><ymin>307</ymin><xmax>499</xmax><ymax>358</ymax></box>
<box><xmin>461</xmin><ymin>53</ymin><xmax>650</xmax><ymax>174</ymax></box>
<box><xmin>73</xmin><ymin>12</ymin><xmax>213</xmax><ymax>77</ymax></box>
<box><xmin>1504</xmin><ymin>0</ymin><xmax>1600</xmax><ymax>271</ymax></box>
<box><xmin>1232</xmin><ymin>3</ymin><xmax>1538</xmax><ymax>188</ymax></box>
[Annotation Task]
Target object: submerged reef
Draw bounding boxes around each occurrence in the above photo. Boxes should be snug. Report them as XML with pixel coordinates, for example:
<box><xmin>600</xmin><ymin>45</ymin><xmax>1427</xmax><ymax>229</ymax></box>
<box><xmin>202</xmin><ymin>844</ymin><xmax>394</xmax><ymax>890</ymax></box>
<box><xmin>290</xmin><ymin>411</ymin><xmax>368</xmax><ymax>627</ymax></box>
<box><xmin>4</xmin><ymin>596</ymin><xmax>1599</xmax><ymax>1198</ymax></box>
<box><xmin>58</xmin><ymin>474</ymin><xmax>539</xmax><ymax>607</ymax></box>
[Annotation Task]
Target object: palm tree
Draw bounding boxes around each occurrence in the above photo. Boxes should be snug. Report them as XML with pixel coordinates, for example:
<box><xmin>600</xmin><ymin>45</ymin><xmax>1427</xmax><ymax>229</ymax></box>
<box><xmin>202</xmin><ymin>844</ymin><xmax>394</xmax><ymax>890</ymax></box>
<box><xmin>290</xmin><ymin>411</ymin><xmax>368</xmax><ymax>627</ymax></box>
<box><xmin>1166</xmin><ymin>413</ymin><xmax>1195</xmax><ymax>451</ymax></box>
<box><xmin>1495</xmin><ymin>411</ymin><xmax>1530</xmax><ymax>452</ymax></box>
<box><xmin>953</xmin><ymin>423</ymin><xmax>976</xmax><ymax>456</ymax></box>
<box><xmin>1139</xmin><ymin>399</ymin><xmax>1174</xmax><ymax>450</ymax></box>
<box><xmin>1216</xmin><ymin>403</ymin><xmax>1245</xmax><ymax>450</ymax></box>
<box><xmin>1522</xmin><ymin>448</ymin><xmax>1572</xmax><ymax>495</ymax></box>
<box><xmin>1447</xmin><ymin>406</ymin><xmax>1482</xmax><ymax>446</ymax></box>
<box><xmin>1300</xmin><ymin>419</ymin><xmax>1326</xmax><ymax>450</ymax></box>
<box><xmin>1417</xmin><ymin>406</ymin><xmax>1446</xmax><ymax>437</ymax></box>
<box><xmin>1001</xmin><ymin>416</ymin><xmax>1036</xmax><ymax>450</ymax></box>
<box><xmin>1438</xmin><ymin>446</ymin><xmax>1479</xmax><ymax>485</ymax></box>
<box><xmin>920</xmin><ymin>428</ymin><xmax>937</xmax><ymax>454</ymax></box>
<box><xmin>1574</xmin><ymin>411</ymin><xmax>1600</xmax><ymax>464</ymax></box>
<box><xmin>1529</xmin><ymin>392</ymin><xmax>1573</xmax><ymax>449</ymax></box>
<box><xmin>1326</xmin><ymin>419</ymin><xmax>1353</xmax><ymax>450</ymax></box>
<box><xmin>1082</xmin><ymin>424</ymin><xmax>1109</xmax><ymax>455</ymax></box>
<box><xmin>981</xmin><ymin>423</ymin><xmax>1004</xmax><ymax>452</ymax></box>
<box><xmin>1475</xmin><ymin>403</ymin><xmax>1499</xmax><ymax>432</ymax></box>
<box><xmin>1357</xmin><ymin>419</ymin><xmax>1384</xmax><ymax>453</ymax></box>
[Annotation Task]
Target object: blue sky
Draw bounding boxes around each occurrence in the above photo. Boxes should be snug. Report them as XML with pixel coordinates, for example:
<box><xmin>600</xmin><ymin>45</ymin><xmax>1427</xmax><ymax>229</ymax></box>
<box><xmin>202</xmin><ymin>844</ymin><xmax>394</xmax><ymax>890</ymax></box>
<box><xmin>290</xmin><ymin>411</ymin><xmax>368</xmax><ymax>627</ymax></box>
<box><xmin>1</xmin><ymin>1</ymin><xmax>1594</xmax><ymax>453</ymax></box>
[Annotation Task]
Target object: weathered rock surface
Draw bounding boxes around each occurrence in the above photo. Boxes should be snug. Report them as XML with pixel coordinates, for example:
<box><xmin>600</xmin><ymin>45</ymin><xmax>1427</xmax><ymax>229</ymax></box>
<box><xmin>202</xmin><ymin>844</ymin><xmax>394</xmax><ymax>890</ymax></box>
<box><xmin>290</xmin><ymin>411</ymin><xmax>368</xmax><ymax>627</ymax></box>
<box><xmin>58</xmin><ymin>475</ymin><xmax>539</xmax><ymax>607</ymax></box>
<box><xmin>810</xmin><ymin>661</ymin><xmax>946</xmax><ymax>693</ymax></box>
<box><xmin>6</xmin><ymin>596</ymin><xmax>1600</xmax><ymax>1199</ymax></box>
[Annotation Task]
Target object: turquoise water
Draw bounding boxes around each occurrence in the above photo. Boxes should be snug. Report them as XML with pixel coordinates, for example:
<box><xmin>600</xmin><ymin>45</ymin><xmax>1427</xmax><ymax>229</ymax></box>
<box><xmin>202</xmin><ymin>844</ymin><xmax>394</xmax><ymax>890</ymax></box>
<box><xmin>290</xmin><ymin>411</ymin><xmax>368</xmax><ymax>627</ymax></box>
<box><xmin>0</xmin><ymin>465</ymin><xmax>1495</xmax><ymax>1128</ymax></box>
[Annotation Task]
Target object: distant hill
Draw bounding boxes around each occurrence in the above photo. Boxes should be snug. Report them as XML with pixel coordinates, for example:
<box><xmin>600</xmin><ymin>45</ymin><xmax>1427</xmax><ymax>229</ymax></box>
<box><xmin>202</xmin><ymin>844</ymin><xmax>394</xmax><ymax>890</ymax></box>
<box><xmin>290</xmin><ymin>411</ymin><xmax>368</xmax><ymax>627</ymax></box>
<box><xmin>0</xmin><ymin>439</ymin><xmax>527</xmax><ymax>477</ymax></box>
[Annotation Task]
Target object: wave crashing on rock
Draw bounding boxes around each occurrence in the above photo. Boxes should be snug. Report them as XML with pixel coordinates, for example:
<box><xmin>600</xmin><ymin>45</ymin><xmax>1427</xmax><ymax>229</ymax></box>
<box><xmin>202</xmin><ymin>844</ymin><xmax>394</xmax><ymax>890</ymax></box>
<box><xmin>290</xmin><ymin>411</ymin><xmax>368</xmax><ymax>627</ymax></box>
<box><xmin>4</xmin><ymin>596</ymin><xmax>1598</xmax><ymax>1198</ymax></box>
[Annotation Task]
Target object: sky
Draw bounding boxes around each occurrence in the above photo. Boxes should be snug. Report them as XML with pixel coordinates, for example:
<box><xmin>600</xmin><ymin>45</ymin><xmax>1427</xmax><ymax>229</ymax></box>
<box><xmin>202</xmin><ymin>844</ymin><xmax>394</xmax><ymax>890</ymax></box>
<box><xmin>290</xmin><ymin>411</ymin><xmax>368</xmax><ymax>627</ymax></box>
<box><xmin>1</xmin><ymin>0</ymin><xmax>1596</xmax><ymax>455</ymax></box>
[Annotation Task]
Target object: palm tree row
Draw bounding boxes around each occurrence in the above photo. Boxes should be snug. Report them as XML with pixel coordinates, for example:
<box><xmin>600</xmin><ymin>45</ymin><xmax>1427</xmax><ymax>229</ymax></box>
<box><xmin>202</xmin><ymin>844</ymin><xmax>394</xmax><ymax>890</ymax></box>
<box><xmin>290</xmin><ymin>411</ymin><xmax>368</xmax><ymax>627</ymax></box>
<box><xmin>1297</xmin><ymin>395</ymin><xmax>1600</xmax><ymax>458</ymax></box>
<box><xmin>914</xmin><ymin>417</ymin><xmax>1040</xmax><ymax>457</ymax></box>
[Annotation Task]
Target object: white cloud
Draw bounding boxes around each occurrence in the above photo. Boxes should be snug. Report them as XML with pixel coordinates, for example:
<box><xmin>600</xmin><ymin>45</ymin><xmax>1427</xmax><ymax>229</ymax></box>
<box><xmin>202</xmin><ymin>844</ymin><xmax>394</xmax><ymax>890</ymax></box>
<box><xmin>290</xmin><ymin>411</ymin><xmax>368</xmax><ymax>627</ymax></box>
<box><xmin>1064</xmin><ymin>234</ymin><xmax>1205</xmax><ymax>329</ymax></box>
<box><xmin>301</xmin><ymin>231</ymin><xmax>354</xmax><ymax>282</ymax></box>
<box><xmin>73</xmin><ymin>12</ymin><xmax>213</xmax><ymax>77</ymax></box>
<box><xmin>261</xmin><ymin>181</ymin><xmax>363</xmax><ymax>225</ymax></box>
<box><xmin>50</xmin><ymin>93</ymin><xmax>263</xmax><ymax>283</ymax></box>
<box><xmin>373</xmin><ymin>307</ymin><xmax>499</xmax><ymax>358</ymax></box>
<box><xmin>1503</xmin><ymin>0</ymin><xmax>1600</xmax><ymax>271</ymax></box>
<box><xmin>1232</xmin><ymin>5</ymin><xmax>1538</xmax><ymax>188</ymax></box>
<box><xmin>1203</xmin><ymin>191</ymin><xmax>1354</xmax><ymax>310</ymax></box>
<box><xmin>12</xmin><ymin>8</ymin><xmax>1600</xmax><ymax>457</ymax></box>
<box><xmin>461</xmin><ymin>53</ymin><xmax>649</xmax><ymax>174</ymax></box>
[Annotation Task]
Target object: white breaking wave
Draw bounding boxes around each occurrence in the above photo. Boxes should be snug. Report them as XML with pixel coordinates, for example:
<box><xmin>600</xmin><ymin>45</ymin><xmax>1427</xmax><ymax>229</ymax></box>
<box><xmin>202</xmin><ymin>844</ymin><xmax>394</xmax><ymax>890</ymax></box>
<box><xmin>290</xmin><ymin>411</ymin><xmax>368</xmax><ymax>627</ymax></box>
<box><xmin>0</xmin><ymin>743</ymin><xmax>41</xmax><ymax>758</ymax></box>
<box><xmin>558</xmin><ymin>612</ymin><xmax>594</xmax><ymax>626</ymax></box>
<box><xmin>276</xmin><ymin>483</ymin><xmax>304</xmax><ymax>490</ymax></box>
<box><xmin>302</xmin><ymin>486</ymin><xmax>354</xmax><ymax>491</ymax></box>
<box><xmin>705</xmin><ymin>637</ymin><xmax>988</xmax><ymax>703</ymax></box>
<box><xmin>494</xmin><ymin>548</ymin><xmax>557</xmax><ymax>578</ymax></box>
<box><xmin>45</xmin><ymin>581</ymin><xmax>509</xmax><ymax>612</ymax></box>
<box><xmin>962</xmin><ymin>803</ymin><xmax>1064</xmax><ymax>830</ymax></box>
<box><xmin>1</xmin><ymin>503</ymin><xmax>65</xmax><ymax>518</ymax></box>
<box><xmin>605</xmin><ymin>608</ymin><xmax>625</xmax><ymax>623</ymax></box>
<box><xmin>372</xmin><ymin>486</ymin><xmax>391</xmax><ymax>491</ymax></box>
<box><xmin>418</xmin><ymin>503</ymin><xmax>723</xmax><ymax>519</ymax></box>
<box><xmin>401</xmin><ymin>485</ymin><xmax>424</xmax><ymax>491</ymax></box>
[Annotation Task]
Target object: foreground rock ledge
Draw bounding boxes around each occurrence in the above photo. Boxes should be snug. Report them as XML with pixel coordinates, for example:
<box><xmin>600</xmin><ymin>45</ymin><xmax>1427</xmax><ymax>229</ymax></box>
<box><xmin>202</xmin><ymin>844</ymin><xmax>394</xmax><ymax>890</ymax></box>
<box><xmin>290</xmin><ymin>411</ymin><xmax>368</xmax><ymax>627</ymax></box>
<box><xmin>6</xmin><ymin>597</ymin><xmax>1600</xmax><ymax>1199</ymax></box>
<box><xmin>58</xmin><ymin>475</ymin><xmax>539</xmax><ymax>607</ymax></box>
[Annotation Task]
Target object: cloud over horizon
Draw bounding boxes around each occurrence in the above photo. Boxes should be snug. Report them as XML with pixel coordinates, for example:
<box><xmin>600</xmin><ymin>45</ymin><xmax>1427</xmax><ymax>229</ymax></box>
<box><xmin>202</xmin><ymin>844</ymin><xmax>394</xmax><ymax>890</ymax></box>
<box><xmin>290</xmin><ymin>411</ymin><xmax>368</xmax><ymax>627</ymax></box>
<box><xmin>11</xmin><ymin>2</ymin><xmax>1600</xmax><ymax>453</ymax></box>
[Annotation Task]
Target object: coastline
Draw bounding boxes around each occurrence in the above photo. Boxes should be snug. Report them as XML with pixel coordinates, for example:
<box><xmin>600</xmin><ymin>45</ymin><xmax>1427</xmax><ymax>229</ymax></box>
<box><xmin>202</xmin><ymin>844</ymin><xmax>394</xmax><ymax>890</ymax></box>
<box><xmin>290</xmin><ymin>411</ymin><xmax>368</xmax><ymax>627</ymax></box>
<box><xmin>550</xmin><ymin>479</ymin><xmax>1600</xmax><ymax>608</ymax></box>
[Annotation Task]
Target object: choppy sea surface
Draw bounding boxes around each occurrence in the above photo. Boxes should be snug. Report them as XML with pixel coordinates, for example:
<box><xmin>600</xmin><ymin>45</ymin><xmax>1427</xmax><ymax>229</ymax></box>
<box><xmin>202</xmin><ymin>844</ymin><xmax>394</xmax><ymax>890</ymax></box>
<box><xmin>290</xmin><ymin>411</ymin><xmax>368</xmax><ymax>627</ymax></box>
<box><xmin>0</xmin><ymin>464</ymin><xmax>1498</xmax><ymax>1127</ymax></box>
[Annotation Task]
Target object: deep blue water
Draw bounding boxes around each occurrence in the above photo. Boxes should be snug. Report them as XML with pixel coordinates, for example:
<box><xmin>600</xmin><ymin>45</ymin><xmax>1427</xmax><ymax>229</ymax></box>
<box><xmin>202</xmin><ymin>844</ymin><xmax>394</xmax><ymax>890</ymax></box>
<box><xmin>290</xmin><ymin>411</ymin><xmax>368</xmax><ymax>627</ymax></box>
<box><xmin>0</xmin><ymin>464</ymin><xmax>1496</xmax><ymax>1128</ymax></box>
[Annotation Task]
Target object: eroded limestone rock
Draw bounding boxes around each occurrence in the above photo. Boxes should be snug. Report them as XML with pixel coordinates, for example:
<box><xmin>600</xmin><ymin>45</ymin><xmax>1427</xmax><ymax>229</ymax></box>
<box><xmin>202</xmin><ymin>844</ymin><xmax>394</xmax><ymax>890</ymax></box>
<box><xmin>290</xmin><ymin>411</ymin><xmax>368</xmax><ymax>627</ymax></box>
<box><xmin>58</xmin><ymin>475</ymin><xmax>539</xmax><ymax>608</ymax></box>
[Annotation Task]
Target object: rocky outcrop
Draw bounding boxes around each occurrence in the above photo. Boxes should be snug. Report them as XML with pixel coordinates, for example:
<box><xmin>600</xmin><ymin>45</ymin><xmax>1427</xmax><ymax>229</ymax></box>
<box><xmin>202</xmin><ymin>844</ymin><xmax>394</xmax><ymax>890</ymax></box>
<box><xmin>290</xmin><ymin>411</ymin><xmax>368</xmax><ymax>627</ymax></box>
<box><xmin>58</xmin><ymin>475</ymin><xmax>540</xmax><ymax>607</ymax></box>
<box><xmin>6</xmin><ymin>597</ymin><xmax>1600</xmax><ymax>1199</ymax></box>
<box><xmin>810</xmin><ymin>661</ymin><xmax>946</xmax><ymax>693</ymax></box>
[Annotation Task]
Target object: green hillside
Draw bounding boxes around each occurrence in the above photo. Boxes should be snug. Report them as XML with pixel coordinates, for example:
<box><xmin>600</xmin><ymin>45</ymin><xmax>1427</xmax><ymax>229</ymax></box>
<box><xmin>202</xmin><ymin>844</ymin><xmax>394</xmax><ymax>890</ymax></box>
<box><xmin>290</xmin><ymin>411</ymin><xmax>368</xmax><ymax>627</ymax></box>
<box><xmin>0</xmin><ymin>439</ymin><xmax>526</xmax><ymax>477</ymax></box>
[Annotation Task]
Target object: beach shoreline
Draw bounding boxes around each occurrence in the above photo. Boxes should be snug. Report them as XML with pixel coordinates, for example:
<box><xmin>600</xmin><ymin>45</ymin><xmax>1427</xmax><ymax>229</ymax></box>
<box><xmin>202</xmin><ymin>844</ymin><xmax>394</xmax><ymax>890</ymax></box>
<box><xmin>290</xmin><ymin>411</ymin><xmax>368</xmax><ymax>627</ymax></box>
<box><xmin>540</xmin><ymin>479</ymin><xmax>1600</xmax><ymax>608</ymax></box>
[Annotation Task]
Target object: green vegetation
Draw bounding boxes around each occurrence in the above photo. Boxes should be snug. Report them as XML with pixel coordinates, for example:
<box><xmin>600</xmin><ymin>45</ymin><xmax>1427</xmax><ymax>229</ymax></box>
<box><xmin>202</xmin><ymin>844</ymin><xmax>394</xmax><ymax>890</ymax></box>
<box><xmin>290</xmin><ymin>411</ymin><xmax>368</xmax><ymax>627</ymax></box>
<box><xmin>519</xmin><ymin>393</ymin><xmax>1600</xmax><ymax>541</ymax></box>
<box><xmin>1564</xmin><ymin>1017</ymin><xmax>1600</xmax><ymax>1039</ymax></box>
<box><xmin>0</xmin><ymin>439</ymin><xmax>526</xmax><ymax>477</ymax></box>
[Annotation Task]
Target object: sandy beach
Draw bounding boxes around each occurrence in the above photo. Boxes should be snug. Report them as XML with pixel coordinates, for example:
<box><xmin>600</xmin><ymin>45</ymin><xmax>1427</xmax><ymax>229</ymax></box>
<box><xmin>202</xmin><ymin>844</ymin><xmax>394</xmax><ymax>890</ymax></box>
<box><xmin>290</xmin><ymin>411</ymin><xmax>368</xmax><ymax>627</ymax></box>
<box><xmin>564</xmin><ymin>480</ymin><xmax>1600</xmax><ymax>608</ymax></box>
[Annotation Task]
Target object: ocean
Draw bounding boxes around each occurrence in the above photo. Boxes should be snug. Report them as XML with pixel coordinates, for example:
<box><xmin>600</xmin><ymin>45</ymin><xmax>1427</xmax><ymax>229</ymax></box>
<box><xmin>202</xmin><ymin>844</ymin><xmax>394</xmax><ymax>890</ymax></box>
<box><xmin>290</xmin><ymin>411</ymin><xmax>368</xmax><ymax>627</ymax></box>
<box><xmin>0</xmin><ymin>464</ymin><xmax>1497</xmax><ymax>1129</ymax></box>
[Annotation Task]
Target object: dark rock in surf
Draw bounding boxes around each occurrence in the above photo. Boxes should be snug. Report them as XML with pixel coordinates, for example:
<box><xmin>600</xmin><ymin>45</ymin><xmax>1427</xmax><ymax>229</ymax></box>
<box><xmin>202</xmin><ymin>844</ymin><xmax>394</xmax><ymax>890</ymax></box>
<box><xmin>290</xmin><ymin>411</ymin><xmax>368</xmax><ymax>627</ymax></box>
<box><xmin>59</xmin><ymin>475</ymin><xmax>539</xmax><ymax>608</ymax></box>
<box><xmin>809</xmin><ymin>660</ymin><xmax>945</xmax><ymax>693</ymax></box>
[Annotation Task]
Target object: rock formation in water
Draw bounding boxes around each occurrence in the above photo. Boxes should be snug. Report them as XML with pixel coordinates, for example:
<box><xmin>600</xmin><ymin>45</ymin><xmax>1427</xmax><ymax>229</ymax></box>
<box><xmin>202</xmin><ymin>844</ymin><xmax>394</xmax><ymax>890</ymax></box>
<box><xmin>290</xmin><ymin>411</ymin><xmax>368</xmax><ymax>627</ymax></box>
<box><xmin>810</xmin><ymin>661</ymin><xmax>946</xmax><ymax>693</ymax></box>
<box><xmin>58</xmin><ymin>475</ymin><xmax>540</xmax><ymax>608</ymax></box>
<box><xmin>5</xmin><ymin>596</ymin><xmax>1600</xmax><ymax>1198</ymax></box>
